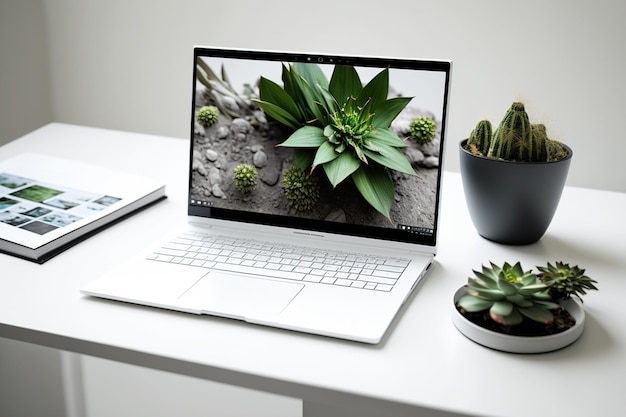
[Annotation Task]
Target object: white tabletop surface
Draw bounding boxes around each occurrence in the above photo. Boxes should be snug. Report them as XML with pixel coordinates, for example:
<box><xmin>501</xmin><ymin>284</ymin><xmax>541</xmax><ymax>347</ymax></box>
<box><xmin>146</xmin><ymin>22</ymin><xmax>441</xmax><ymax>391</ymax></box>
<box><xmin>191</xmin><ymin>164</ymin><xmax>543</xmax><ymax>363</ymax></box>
<box><xmin>2</xmin><ymin>123</ymin><xmax>626</xmax><ymax>417</ymax></box>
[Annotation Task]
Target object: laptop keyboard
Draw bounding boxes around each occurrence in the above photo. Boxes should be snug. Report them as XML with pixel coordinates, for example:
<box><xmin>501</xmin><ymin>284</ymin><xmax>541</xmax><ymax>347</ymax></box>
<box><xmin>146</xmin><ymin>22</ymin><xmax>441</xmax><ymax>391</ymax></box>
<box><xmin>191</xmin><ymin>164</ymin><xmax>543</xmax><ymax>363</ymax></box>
<box><xmin>147</xmin><ymin>231</ymin><xmax>410</xmax><ymax>292</ymax></box>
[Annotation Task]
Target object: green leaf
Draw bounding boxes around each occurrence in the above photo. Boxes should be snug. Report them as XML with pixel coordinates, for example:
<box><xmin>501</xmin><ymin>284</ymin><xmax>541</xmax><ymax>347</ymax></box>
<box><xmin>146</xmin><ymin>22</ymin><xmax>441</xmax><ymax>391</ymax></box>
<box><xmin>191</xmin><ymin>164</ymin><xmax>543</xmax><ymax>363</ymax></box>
<box><xmin>472</xmin><ymin>271</ymin><xmax>498</xmax><ymax>288</ymax></box>
<box><xmin>490</xmin><ymin>300</ymin><xmax>513</xmax><ymax>317</ymax></box>
<box><xmin>533</xmin><ymin>300</ymin><xmax>560</xmax><ymax>309</ymax></box>
<box><xmin>278</xmin><ymin>126</ymin><xmax>327</xmax><ymax>147</ymax></box>
<box><xmin>368</xmin><ymin>127</ymin><xmax>407</xmax><ymax>148</ymax></box>
<box><xmin>351</xmin><ymin>164</ymin><xmax>394</xmax><ymax>219</ymax></box>
<box><xmin>466</xmin><ymin>287</ymin><xmax>506</xmax><ymax>301</ymax></box>
<box><xmin>506</xmin><ymin>294</ymin><xmax>533</xmax><ymax>307</ymax></box>
<box><xmin>372</xmin><ymin>97</ymin><xmax>413</xmax><ymax>128</ymax></box>
<box><xmin>517</xmin><ymin>283</ymin><xmax>549</xmax><ymax>296</ymax></box>
<box><xmin>519</xmin><ymin>306</ymin><xmax>554</xmax><ymax>324</ymax></box>
<box><xmin>357</xmin><ymin>68</ymin><xmax>389</xmax><ymax>110</ymax></box>
<box><xmin>315</xmin><ymin>84</ymin><xmax>339</xmax><ymax>116</ymax></box>
<box><xmin>293</xmin><ymin>62</ymin><xmax>329</xmax><ymax>90</ymax></box>
<box><xmin>329</xmin><ymin>65</ymin><xmax>362</xmax><ymax>107</ymax></box>
<box><xmin>254</xmin><ymin>100</ymin><xmax>301</xmax><ymax>130</ymax></box>
<box><xmin>497</xmin><ymin>278</ymin><xmax>517</xmax><ymax>296</ymax></box>
<box><xmin>363</xmin><ymin>144</ymin><xmax>416</xmax><ymax>176</ymax></box>
<box><xmin>312</xmin><ymin>140</ymin><xmax>340</xmax><ymax>167</ymax></box>
<box><xmin>290</xmin><ymin>150</ymin><xmax>313</xmax><ymax>172</ymax></box>
<box><xmin>257</xmin><ymin>76</ymin><xmax>303</xmax><ymax>124</ymax></box>
<box><xmin>322</xmin><ymin>151</ymin><xmax>361</xmax><ymax>187</ymax></box>
<box><xmin>457</xmin><ymin>295</ymin><xmax>493</xmax><ymax>312</ymax></box>
<box><xmin>491</xmin><ymin>307</ymin><xmax>523</xmax><ymax>326</ymax></box>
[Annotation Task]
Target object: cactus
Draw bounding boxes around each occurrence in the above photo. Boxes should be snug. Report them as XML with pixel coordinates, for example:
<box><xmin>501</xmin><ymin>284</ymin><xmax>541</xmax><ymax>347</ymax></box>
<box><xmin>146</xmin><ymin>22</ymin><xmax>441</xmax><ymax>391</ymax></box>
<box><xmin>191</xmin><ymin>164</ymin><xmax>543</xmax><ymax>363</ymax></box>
<box><xmin>197</xmin><ymin>106</ymin><xmax>219</xmax><ymax>127</ymax></box>
<box><xmin>467</xmin><ymin>119</ymin><xmax>492</xmax><ymax>156</ymax></box>
<box><xmin>465</xmin><ymin>102</ymin><xmax>570</xmax><ymax>163</ymax></box>
<box><xmin>233</xmin><ymin>164</ymin><xmax>257</xmax><ymax>193</ymax></box>
<box><xmin>282</xmin><ymin>165</ymin><xmax>320</xmax><ymax>212</ymax></box>
<box><xmin>410</xmin><ymin>116</ymin><xmax>437</xmax><ymax>144</ymax></box>
<box><xmin>488</xmin><ymin>102</ymin><xmax>547</xmax><ymax>162</ymax></box>
<box><xmin>547</xmin><ymin>139</ymin><xmax>569</xmax><ymax>162</ymax></box>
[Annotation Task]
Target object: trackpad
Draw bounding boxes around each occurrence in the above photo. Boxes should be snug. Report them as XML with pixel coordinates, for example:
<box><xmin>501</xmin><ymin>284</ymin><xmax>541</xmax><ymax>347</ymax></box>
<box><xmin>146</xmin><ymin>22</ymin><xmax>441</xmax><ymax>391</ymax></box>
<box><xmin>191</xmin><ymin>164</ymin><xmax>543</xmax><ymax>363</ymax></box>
<box><xmin>178</xmin><ymin>271</ymin><xmax>303</xmax><ymax>319</ymax></box>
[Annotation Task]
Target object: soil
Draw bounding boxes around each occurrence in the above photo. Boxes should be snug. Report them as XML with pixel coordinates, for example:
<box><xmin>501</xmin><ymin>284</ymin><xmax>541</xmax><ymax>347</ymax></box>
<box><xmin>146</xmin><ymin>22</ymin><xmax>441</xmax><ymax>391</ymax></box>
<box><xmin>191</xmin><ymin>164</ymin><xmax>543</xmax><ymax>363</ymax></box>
<box><xmin>456</xmin><ymin>305</ymin><xmax>576</xmax><ymax>337</ymax></box>
<box><xmin>190</xmin><ymin>92</ymin><xmax>440</xmax><ymax>231</ymax></box>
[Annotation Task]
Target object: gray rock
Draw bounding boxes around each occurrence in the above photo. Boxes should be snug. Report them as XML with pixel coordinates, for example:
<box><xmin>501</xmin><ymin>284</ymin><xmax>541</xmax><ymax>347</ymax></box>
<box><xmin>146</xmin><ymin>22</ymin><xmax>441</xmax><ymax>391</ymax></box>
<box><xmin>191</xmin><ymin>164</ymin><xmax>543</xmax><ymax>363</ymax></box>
<box><xmin>206</xmin><ymin>149</ymin><xmax>218</xmax><ymax>162</ymax></box>
<box><xmin>253</xmin><ymin>150</ymin><xmax>268</xmax><ymax>168</ymax></box>
<box><xmin>405</xmin><ymin>147</ymin><xmax>425</xmax><ymax>164</ymax></box>
<box><xmin>422</xmin><ymin>155</ymin><xmax>439</xmax><ymax>168</ymax></box>
<box><xmin>216</xmin><ymin>126</ymin><xmax>229</xmax><ymax>140</ymax></box>
<box><xmin>211</xmin><ymin>184</ymin><xmax>225</xmax><ymax>198</ymax></box>
<box><xmin>231</xmin><ymin>118</ymin><xmax>251</xmax><ymax>135</ymax></box>
<box><xmin>208</xmin><ymin>166</ymin><xmax>222</xmax><ymax>185</ymax></box>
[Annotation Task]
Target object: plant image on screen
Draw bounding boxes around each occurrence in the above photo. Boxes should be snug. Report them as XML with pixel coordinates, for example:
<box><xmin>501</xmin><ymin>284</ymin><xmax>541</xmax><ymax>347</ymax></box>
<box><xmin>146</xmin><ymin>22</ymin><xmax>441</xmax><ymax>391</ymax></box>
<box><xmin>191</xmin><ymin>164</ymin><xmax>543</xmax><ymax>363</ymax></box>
<box><xmin>254</xmin><ymin>64</ymin><xmax>415</xmax><ymax>218</ymax></box>
<box><xmin>191</xmin><ymin>56</ymin><xmax>443</xmax><ymax>231</ymax></box>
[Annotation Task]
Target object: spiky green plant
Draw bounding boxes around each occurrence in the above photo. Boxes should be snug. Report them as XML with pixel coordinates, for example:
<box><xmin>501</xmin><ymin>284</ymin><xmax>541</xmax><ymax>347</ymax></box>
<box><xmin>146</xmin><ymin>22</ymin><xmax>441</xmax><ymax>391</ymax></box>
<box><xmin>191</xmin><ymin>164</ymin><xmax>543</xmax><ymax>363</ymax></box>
<box><xmin>466</xmin><ymin>119</ymin><xmax>492</xmax><ymax>156</ymax></box>
<box><xmin>537</xmin><ymin>261</ymin><xmax>598</xmax><ymax>302</ymax></box>
<box><xmin>197</xmin><ymin>106</ymin><xmax>219</xmax><ymax>126</ymax></box>
<box><xmin>233</xmin><ymin>164</ymin><xmax>257</xmax><ymax>193</ymax></box>
<box><xmin>410</xmin><ymin>116</ymin><xmax>437</xmax><ymax>144</ymax></box>
<box><xmin>282</xmin><ymin>165</ymin><xmax>320</xmax><ymax>212</ymax></box>
<box><xmin>547</xmin><ymin>139</ymin><xmax>569</xmax><ymax>161</ymax></box>
<box><xmin>457</xmin><ymin>262</ymin><xmax>559</xmax><ymax>326</ymax></box>
<box><xmin>254</xmin><ymin>63</ymin><xmax>415</xmax><ymax>219</ymax></box>
<box><xmin>488</xmin><ymin>102</ymin><xmax>548</xmax><ymax>161</ymax></box>
<box><xmin>464</xmin><ymin>102</ymin><xmax>571</xmax><ymax>163</ymax></box>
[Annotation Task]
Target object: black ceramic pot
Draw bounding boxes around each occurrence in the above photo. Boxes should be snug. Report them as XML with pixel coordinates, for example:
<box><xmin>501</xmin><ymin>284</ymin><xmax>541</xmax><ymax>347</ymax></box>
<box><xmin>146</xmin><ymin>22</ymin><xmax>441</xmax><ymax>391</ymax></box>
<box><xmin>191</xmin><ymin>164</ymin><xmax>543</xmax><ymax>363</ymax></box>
<box><xmin>459</xmin><ymin>139</ymin><xmax>572</xmax><ymax>245</ymax></box>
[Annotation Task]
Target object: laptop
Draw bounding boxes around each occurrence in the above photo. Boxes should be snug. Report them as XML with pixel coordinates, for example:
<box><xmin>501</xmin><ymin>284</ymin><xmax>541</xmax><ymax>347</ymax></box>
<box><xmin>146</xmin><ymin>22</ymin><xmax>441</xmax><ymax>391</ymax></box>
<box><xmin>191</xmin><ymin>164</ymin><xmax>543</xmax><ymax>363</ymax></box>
<box><xmin>81</xmin><ymin>46</ymin><xmax>452</xmax><ymax>344</ymax></box>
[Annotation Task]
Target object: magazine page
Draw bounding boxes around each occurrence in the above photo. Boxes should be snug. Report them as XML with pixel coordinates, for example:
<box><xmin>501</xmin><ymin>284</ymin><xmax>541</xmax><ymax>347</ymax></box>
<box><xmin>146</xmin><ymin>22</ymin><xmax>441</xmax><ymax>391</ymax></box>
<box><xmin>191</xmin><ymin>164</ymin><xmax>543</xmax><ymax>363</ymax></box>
<box><xmin>0</xmin><ymin>153</ymin><xmax>165</xmax><ymax>250</ymax></box>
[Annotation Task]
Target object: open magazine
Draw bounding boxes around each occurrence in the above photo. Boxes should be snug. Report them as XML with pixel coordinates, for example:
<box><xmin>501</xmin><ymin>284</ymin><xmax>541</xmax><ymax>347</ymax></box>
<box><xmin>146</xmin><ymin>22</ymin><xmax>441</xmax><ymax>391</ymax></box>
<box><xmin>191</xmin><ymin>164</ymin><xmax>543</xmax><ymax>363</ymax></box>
<box><xmin>0</xmin><ymin>153</ymin><xmax>166</xmax><ymax>263</ymax></box>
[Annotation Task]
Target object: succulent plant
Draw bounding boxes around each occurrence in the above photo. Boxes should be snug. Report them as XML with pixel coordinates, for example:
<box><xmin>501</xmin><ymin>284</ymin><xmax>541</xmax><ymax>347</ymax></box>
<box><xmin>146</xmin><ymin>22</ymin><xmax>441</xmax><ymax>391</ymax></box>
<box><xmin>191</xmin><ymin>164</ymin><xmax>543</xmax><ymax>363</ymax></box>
<box><xmin>467</xmin><ymin>119</ymin><xmax>492</xmax><ymax>156</ymax></box>
<box><xmin>233</xmin><ymin>164</ymin><xmax>257</xmax><ymax>193</ymax></box>
<box><xmin>197</xmin><ymin>106</ymin><xmax>219</xmax><ymax>127</ymax></box>
<box><xmin>409</xmin><ymin>116</ymin><xmax>437</xmax><ymax>144</ymax></box>
<box><xmin>537</xmin><ymin>261</ymin><xmax>598</xmax><ymax>302</ymax></box>
<box><xmin>254</xmin><ymin>63</ymin><xmax>415</xmax><ymax>219</ymax></box>
<box><xmin>457</xmin><ymin>262</ymin><xmax>559</xmax><ymax>326</ymax></box>
<box><xmin>282</xmin><ymin>165</ymin><xmax>320</xmax><ymax>212</ymax></box>
<box><xmin>465</xmin><ymin>101</ymin><xmax>569</xmax><ymax>162</ymax></box>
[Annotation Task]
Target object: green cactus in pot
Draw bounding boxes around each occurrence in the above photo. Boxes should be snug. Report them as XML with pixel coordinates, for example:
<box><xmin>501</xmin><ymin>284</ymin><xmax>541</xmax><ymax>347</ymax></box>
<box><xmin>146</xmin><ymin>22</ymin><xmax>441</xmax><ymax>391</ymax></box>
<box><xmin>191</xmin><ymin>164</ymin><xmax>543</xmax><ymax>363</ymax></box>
<box><xmin>465</xmin><ymin>102</ymin><xmax>568</xmax><ymax>162</ymax></box>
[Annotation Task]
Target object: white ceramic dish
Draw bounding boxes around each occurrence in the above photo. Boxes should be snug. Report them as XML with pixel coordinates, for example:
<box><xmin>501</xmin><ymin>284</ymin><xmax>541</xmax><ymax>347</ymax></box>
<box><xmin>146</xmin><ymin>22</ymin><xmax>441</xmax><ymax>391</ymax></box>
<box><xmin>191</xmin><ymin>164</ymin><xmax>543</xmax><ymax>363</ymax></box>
<box><xmin>452</xmin><ymin>287</ymin><xmax>585</xmax><ymax>353</ymax></box>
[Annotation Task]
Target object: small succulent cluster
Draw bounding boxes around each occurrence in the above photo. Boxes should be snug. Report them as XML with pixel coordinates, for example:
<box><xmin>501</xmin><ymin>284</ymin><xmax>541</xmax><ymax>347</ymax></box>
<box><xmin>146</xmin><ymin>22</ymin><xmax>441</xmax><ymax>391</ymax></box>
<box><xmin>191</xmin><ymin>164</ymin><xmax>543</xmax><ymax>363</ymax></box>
<box><xmin>409</xmin><ymin>116</ymin><xmax>437</xmax><ymax>144</ymax></box>
<box><xmin>537</xmin><ymin>261</ymin><xmax>598</xmax><ymax>302</ymax></box>
<box><xmin>465</xmin><ymin>102</ymin><xmax>568</xmax><ymax>162</ymax></box>
<box><xmin>457</xmin><ymin>261</ymin><xmax>597</xmax><ymax>328</ymax></box>
<box><xmin>197</xmin><ymin>105</ymin><xmax>219</xmax><ymax>127</ymax></box>
<box><xmin>282</xmin><ymin>165</ymin><xmax>320</xmax><ymax>212</ymax></box>
<box><xmin>232</xmin><ymin>164</ymin><xmax>257</xmax><ymax>193</ymax></box>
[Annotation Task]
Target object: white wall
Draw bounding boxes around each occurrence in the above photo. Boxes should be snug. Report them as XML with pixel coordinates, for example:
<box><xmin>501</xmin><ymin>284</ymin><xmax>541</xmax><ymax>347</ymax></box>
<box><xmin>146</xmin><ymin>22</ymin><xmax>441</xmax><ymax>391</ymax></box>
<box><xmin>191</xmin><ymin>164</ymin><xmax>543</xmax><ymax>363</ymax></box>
<box><xmin>37</xmin><ymin>0</ymin><xmax>626</xmax><ymax>193</ymax></box>
<box><xmin>2</xmin><ymin>1</ymin><xmax>626</xmax><ymax>192</ymax></box>
<box><xmin>0</xmin><ymin>0</ymin><xmax>52</xmax><ymax>144</ymax></box>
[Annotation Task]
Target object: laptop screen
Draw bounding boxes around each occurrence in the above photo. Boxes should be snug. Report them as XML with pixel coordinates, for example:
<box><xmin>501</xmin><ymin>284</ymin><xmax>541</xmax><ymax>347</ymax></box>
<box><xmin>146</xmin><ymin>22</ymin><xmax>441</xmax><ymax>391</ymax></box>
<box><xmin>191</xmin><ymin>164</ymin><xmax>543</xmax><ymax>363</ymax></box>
<box><xmin>188</xmin><ymin>47</ymin><xmax>451</xmax><ymax>247</ymax></box>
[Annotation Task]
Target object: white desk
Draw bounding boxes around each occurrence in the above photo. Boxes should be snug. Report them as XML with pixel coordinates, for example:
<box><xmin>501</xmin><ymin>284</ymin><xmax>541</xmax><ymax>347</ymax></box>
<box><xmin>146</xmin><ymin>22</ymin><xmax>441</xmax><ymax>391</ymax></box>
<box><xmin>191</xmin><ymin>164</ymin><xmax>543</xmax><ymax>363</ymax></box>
<box><xmin>2</xmin><ymin>123</ymin><xmax>626</xmax><ymax>417</ymax></box>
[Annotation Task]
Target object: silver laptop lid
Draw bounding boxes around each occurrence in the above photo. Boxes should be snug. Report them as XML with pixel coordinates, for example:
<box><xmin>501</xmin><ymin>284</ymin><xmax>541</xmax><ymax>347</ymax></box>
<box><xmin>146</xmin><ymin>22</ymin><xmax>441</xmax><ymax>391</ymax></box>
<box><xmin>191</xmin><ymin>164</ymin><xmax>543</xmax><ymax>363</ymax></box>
<box><xmin>188</xmin><ymin>47</ymin><xmax>451</xmax><ymax>249</ymax></box>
